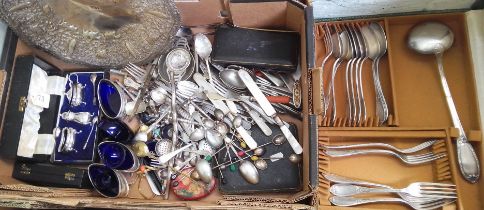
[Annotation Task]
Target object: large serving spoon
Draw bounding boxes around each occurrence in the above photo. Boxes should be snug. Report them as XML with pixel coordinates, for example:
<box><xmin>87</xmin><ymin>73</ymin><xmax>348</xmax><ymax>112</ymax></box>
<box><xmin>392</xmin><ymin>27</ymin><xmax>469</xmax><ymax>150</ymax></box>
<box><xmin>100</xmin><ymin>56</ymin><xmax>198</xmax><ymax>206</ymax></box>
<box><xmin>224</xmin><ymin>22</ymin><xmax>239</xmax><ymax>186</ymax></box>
<box><xmin>408</xmin><ymin>21</ymin><xmax>480</xmax><ymax>183</ymax></box>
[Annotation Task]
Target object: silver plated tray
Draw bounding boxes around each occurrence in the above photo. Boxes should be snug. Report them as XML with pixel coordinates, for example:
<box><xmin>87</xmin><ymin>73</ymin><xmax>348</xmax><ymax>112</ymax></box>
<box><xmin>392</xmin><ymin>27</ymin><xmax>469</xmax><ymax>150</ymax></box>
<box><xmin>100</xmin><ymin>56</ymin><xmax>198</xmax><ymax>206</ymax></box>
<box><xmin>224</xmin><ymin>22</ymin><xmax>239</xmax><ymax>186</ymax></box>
<box><xmin>0</xmin><ymin>0</ymin><xmax>181</xmax><ymax>67</ymax></box>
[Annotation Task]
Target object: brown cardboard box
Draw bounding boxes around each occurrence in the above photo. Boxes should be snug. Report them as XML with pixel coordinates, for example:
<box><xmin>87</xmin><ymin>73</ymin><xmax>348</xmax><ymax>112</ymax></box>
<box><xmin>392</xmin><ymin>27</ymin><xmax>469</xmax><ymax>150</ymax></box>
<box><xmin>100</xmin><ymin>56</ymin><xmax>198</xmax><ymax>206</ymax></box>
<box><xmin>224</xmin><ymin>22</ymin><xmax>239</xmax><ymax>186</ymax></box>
<box><xmin>0</xmin><ymin>0</ymin><xmax>316</xmax><ymax>209</ymax></box>
<box><xmin>312</xmin><ymin>12</ymin><xmax>484</xmax><ymax>210</ymax></box>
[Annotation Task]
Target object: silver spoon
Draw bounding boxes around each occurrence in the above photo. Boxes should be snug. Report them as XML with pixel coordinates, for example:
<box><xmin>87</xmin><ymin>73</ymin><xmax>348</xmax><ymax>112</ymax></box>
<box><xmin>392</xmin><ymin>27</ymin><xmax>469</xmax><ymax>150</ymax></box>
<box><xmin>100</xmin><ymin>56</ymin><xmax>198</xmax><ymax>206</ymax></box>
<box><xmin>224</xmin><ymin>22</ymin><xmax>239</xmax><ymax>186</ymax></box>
<box><xmin>194</xmin><ymin>33</ymin><xmax>214</xmax><ymax>84</ymax></box>
<box><xmin>239</xmin><ymin>160</ymin><xmax>259</xmax><ymax>184</ymax></box>
<box><xmin>82</xmin><ymin>116</ymin><xmax>98</xmax><ymax>150</ymax></box>
<box><xmin>408</xmin><ymin>21</ymin><xmax>480</xmax><ymax>183</ymax></box>
<box><xmin>195</xmin><ymin>159</ymin><xmax>213</xmax><ymax>184</ymax></box>
<box><xmin>368</xmin><ymin>22</ymin><xmax>389</xmax><ymax>125</ymax></box>
<box><xmin>219</xmin><ymin>68</ymin><xmax>246</xmax><ymax>90</ymax></box>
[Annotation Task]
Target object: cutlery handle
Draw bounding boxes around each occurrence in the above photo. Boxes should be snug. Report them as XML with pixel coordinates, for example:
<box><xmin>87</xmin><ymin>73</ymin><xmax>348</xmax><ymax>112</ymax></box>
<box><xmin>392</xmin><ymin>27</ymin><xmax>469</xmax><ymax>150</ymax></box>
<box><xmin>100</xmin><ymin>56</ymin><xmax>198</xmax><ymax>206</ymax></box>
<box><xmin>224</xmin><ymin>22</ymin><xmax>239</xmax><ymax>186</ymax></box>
<box><xmin>266</xmin><ymin>96</ymin><xmax>291</xmax><ymax>104</ymax></box>
<box><xmin>372</xmin><ymin>57</ymin><xmax>388</xmax><ymax>125</ymax></box>
<box><xmin>243</xmin><ymin>104</ymin><xmax>272</xmax><ymax>136</ymax></box>
<box><xmin>323</xmin><ymin>142</ymin><xmax>396</xmax><ymax>151</ymax></box>
<box><xmin>330</xmin><ymin>196</ymin><xmax>403</xmax><ymax>207</ymax></box>
<box><xmin>323</xmin><ymin>173</ymin><xmax>391</xmax><ymax>188</ymax></box>
<box><xmin>279</xmin><ymin>122</ymin><xmax>303</xmax><ymax>154</ymax></box>
<box><xmin>324</xmin><ymin>149</ymin><xmax>393</xmax><ymax>157</ymax></box>
<box><xmin>330</xmin><ymin>184</ymin><xmax>397</xmax><ymax>197</ymax></box>
<box><xmin>158</xmin><ymin>143</ymin><xmax>192</xmax><ymax>164</ymax></box>
<box><xmin>435</xmin><ymin>53</ymin><xmax>480</xmax><ymax>183</ymax></box>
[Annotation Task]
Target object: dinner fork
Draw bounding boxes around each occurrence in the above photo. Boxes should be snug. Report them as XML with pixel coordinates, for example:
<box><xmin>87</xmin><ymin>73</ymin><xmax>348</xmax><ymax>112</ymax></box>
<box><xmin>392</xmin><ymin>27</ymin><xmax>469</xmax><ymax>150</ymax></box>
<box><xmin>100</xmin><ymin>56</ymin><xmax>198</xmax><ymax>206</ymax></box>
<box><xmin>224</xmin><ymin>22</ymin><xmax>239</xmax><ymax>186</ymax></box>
<box><xmin>321</xmin><ymin>139</ymin><xmax>439</xmax><ymax>154</ymax></box>
<box><xmin>323</xmin><ymin>173</ymin><xmax>450</xmax><ymax>203</ymax></box>
<box><xmin>330</xmin><ymin>196</ymin><xmax>454</xmax><ymax>210</ymax></box>
<box><xmin>331</xmin><ymin>183</ymin><xmax>457</xmax><ymax>199</ymax></box>
<box><xmin>124</xmin><ymin>62</ymin><xmax>147</xmax><ymax>83</ymax></box>
<box><xmin>324</xmin><ymin>149</ymin><xmax>445</xmax><ymax>164</ymax></box>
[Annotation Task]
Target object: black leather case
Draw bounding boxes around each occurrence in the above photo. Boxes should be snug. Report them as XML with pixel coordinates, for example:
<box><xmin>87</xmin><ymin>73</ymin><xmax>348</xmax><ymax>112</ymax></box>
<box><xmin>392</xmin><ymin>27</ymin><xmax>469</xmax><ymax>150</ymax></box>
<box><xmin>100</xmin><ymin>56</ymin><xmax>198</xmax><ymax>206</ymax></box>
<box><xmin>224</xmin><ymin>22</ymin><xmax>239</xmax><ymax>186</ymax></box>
<box><xmin>211</xmin><ymin>27</ymin><xmax>299</xmax><ymax>71</ymax></box>
<box><xmin>12</xmin><ymin>160</ymin><xmax>92</xmax><ymax>189</ymax></box>
<box><xmin>0</xmin><ymin>56</ymin><xmax>63</xmax><ymax>159</ymax></box>
<box><xmin>218</xmin><ymin>124</ymin><xmax>302</xmax><ymax>194</ymax></box>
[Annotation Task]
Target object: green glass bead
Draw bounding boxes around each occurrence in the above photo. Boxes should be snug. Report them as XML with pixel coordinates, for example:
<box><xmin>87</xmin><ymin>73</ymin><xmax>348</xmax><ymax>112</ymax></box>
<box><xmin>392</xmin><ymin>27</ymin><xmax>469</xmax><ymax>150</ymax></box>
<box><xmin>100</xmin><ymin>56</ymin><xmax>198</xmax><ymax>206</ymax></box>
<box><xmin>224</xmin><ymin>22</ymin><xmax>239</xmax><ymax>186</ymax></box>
<box><xmin>229</xmin><ymin>164</ymin><xmax>236</xmax><ymax>172</ymax></box>
<box><xmin>205</xmin><ymin>155</ymin><xmax>212</xmax><ymax>161</ymax></box>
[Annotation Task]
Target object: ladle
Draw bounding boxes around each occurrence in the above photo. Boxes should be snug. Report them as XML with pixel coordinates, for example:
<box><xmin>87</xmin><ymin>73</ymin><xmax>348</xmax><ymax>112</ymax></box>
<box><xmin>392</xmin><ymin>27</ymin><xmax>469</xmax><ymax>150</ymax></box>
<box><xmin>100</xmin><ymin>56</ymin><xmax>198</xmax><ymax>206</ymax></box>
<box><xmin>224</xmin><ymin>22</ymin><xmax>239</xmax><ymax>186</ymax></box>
<box><xmin>408</xmin><ymin>21</ymin><xmax>479</xmax><ymax>183</ymax></box>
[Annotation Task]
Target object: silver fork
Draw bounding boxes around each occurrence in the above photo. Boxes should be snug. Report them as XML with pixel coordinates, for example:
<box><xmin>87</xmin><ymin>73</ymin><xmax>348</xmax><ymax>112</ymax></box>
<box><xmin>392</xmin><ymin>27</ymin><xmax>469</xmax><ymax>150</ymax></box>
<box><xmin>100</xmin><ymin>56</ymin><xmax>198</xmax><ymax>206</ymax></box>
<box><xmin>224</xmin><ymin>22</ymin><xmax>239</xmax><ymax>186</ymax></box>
<box><xmin>330</xmin><ymin>196</ymin><xmax>454</xmax><ymax>210</ymax></box>
<box><xmin>123</xmin><ymin>62</ymin><xmax>148</xmax><ymax>83</ymax></box>
<box><xmin>331</xmin><ymin>183</ymin><xmax>457</xmax><ymax>199</ymax></box>
<box><xmin>321</xmin><ymin>139</ymin><xmax>439</xmax><ymax>154</ymax></box>
<box><xmin>324</xmin><ymin>149</ymin><xmax>446</xmax><ymax>164</ymax></box>
<box><xmin>323</xmin><ymin>173</ymin><xmax>446</xmax><ymax>203</ymax></box>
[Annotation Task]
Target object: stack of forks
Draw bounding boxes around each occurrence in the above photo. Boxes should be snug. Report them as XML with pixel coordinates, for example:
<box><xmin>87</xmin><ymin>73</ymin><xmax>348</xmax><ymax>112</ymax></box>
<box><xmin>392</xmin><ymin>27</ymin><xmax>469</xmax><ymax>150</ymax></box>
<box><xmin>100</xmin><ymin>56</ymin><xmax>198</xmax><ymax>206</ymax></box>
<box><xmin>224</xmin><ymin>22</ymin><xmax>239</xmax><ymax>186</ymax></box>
<box><xmin>324</xmin><ymin>173</ymin><xmax>457</xmax><ymax>210</ymax></box>
<box><xmin>321</xmin><ymin>140</ymin><xmax>445</xmax><ymax>165</ymax></box>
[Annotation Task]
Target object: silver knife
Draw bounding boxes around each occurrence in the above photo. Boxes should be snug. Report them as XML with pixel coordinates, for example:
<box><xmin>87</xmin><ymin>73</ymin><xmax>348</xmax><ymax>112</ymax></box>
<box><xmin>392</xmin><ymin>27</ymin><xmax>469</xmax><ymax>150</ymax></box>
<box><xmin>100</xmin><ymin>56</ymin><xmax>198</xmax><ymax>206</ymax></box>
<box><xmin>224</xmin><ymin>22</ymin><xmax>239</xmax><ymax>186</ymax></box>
<box><xmin>238</xmin><ymin>70</ymin><xmax>302</xmax><ymax>154</ymax></box>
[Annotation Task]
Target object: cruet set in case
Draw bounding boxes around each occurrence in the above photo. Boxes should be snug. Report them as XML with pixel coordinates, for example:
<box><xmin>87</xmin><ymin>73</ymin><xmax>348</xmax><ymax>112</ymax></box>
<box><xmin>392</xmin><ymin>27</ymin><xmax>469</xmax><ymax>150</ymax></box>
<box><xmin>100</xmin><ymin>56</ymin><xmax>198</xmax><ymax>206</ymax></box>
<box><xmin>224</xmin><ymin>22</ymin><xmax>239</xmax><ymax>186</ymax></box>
<box><xmin>52</xmin><ymin>72</ymin><xmax>104</xmax><ymax>163</ymax></box>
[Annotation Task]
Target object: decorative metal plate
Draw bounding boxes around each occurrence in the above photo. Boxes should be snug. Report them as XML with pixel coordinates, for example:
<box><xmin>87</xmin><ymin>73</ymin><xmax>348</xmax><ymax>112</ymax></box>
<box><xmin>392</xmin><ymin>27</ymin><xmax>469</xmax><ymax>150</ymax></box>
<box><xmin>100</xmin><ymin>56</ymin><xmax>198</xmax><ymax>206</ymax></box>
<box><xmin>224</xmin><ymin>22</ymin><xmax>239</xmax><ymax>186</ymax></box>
<box><xmin>0</xmin><ymin>0</ymin><xmax>181</xmax><ymax>67</ymax></box>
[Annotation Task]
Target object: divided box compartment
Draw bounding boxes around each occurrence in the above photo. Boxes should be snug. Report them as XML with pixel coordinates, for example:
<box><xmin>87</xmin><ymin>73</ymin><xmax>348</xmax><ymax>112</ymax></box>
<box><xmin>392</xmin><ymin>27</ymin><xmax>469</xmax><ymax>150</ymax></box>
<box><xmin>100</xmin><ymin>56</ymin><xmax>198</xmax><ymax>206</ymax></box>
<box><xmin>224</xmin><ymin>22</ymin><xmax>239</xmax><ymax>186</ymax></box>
<box><xmin>317</xmin><ymin>129</ymin><xmax>457</xmax><ymax>210</ymax></box>
<box><xmin>311</xmin><ymin>12</ymin><xmax>483</xmax><ymax>210</ymax></box>
<box><xmin>312</xmin><ymin>20</ymin><xmax>397</xmax><ymax>127</ymax></box>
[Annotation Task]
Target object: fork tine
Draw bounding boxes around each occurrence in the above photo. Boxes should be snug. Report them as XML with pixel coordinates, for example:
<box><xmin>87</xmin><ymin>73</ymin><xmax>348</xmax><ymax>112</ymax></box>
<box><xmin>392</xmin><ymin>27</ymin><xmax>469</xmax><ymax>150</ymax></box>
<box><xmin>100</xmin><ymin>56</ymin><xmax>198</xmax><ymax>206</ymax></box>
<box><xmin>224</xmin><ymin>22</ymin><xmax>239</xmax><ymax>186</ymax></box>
<box><xmin>126</xmin><ymin>62</ymin><xmax>144</xmax><ymax>73</ymax></box>
<box><xmin>125</xmin><ymin>66</ymin><xmax>144</xmax><ymax>78</ymax></box>
<box><xmin>128</xmin><ymin>62</ymin><xmax>146</xmax><ymax>73</ymax></box>
<box><xmin>418</xmin><ymin>182</ymin><xmax>456</xmax><ymax>187</ymax></box>
<box><xmin>125</xmin><ymin>69</ymin><xmax>143</xmax><ymax>80</ymax></box>
<box><xmin>406</xmin><ymin>152</ymin><xmax>436</xmax><ymax>160</ymax></box>
<box><xmin>419</xmin><ymin>186</ymin><xmax>456</xmax><ymax>191</ymax></box>
<box><xmin>408</xmin><ymin>153</ymin><xmax>445</xmax><ymax>163</ymax></box>
<box><xmin>420</xmin><ymin>190</ymin><xmax>457</xmax><ymax>196</ymax></box>
<box><xmin>126</xmin><ymin>66</ymin><xmax>146</xmax><ymax>79</ymax></box>
<box><xmin>418</xmin><ymin>193</ymin><xmax>457</xmax><ymax>199</ymax></box>
<box><xmin>415</xmin><ymin>199</ymin><xmax>450</xmax><ymax>210</ymax></box>
<box><xmin>126</xmin><ymin>65</ymin><xmax>145</xmax><ymax>77</ymax></box>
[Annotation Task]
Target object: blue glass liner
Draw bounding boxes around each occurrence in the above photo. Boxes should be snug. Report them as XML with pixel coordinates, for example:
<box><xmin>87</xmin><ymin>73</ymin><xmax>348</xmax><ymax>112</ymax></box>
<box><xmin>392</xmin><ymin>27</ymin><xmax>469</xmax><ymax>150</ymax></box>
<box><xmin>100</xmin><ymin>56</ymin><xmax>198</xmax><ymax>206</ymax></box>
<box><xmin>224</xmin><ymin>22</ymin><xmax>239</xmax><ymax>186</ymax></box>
<box><xmin>98</xmin><ymin>79</ymin><xmax>125</xmax><ymax>119</ymax></box>
<box><xmin>97</xmin><ymin>118</ymin><xmax>134</xmax><ymax>144</ymax></box>
<box><xmin>98</xmin><ymin>141</ymin><xmax>139</xmax><ymax>172</ymax></box>
<box><xmin>87</xmin><ymin>164</ymin><xmax>120</xmax><ymax>197</ymax></box>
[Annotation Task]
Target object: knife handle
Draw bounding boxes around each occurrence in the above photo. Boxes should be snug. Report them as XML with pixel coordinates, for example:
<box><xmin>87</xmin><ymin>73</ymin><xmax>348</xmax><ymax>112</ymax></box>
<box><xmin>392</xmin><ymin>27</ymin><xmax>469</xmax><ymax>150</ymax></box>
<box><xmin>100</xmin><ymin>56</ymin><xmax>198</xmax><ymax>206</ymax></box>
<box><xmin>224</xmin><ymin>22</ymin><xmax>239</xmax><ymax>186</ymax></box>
<box><xmin>280</xmin><ymin>124</ymin><xmax>303</xmax><ymax>154</ymax></box>
<box><xmin>266</xmin><ymin>96</ymin><xmax>291</xmax><ymax>104</ymax></box>
<box><xmin>275</xmin><ymin>116</ymin><xmax>302</xmax><ymax>154</ymax></box>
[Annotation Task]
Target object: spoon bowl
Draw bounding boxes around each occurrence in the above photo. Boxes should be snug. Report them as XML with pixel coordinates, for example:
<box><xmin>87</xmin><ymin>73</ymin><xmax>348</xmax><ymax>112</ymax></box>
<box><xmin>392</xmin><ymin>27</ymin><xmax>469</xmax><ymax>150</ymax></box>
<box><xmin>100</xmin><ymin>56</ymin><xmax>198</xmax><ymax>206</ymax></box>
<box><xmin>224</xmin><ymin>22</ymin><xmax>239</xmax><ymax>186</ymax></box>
<box><xmin>239</xmin><ymin>160</ymin><xmax>259</xmax><ymax>184</ymax></box>
<box><xmin>360</xmin><ymin>25</ymin><xmax>380</xmax><ymax>60</ymax></box>
<box><xmin>219</xmin><ymin>69</ymin><xmax>246</xmax><ymax>90</ymax></box>
<box><xmin>407</xmin><ymin>22</ymin><xmax>454</xmax><ymax>55</ymax></box>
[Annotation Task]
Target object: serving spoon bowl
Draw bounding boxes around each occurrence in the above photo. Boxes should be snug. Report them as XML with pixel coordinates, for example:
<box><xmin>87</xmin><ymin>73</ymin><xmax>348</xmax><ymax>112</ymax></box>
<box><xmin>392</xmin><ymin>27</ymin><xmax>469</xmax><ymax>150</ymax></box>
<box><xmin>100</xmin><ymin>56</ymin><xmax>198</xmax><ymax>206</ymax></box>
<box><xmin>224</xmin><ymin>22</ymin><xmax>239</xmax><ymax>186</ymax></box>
<box><xmin>408</xmin><ymin>21</ymin><xmax>479</xmax><ymax>183</ymax></box>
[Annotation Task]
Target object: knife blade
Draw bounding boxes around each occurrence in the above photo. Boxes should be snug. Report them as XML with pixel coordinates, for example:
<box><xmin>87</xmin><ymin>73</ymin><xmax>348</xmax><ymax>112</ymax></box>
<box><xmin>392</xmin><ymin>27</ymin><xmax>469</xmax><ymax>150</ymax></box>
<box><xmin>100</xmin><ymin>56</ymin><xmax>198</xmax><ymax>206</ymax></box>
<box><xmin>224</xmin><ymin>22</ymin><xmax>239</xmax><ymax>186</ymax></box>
<box><xmin>238</xmin><ymin>70</ymin><xmax>302</xmax><ymax>154</ymax></box>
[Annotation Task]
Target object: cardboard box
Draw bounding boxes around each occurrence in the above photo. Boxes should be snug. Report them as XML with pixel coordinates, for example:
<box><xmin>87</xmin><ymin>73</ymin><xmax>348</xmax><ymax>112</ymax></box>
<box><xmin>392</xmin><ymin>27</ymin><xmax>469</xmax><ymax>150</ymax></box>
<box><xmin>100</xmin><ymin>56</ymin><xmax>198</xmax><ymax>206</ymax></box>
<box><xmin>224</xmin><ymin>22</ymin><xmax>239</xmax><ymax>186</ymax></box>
<box><xmin>0</xmin><ymin>0</ymin><xmax>317</xmax><ymax>209</ymax></box>
<box><xmin>311</xmin><ymin>11</ymin><xmax>484</xmax><ymax>210</ymax></box>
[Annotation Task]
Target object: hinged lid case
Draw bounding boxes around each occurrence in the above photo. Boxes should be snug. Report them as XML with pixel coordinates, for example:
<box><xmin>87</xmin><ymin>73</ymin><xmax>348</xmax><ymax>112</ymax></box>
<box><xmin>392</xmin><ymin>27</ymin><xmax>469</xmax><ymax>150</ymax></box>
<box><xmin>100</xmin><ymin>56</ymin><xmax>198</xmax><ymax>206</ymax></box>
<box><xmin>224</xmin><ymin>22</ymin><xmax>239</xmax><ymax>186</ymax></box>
<box><xmin>0</xmin><ymin>56</ymin><xmax>63</xmax><ymax>159</ymax></box>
